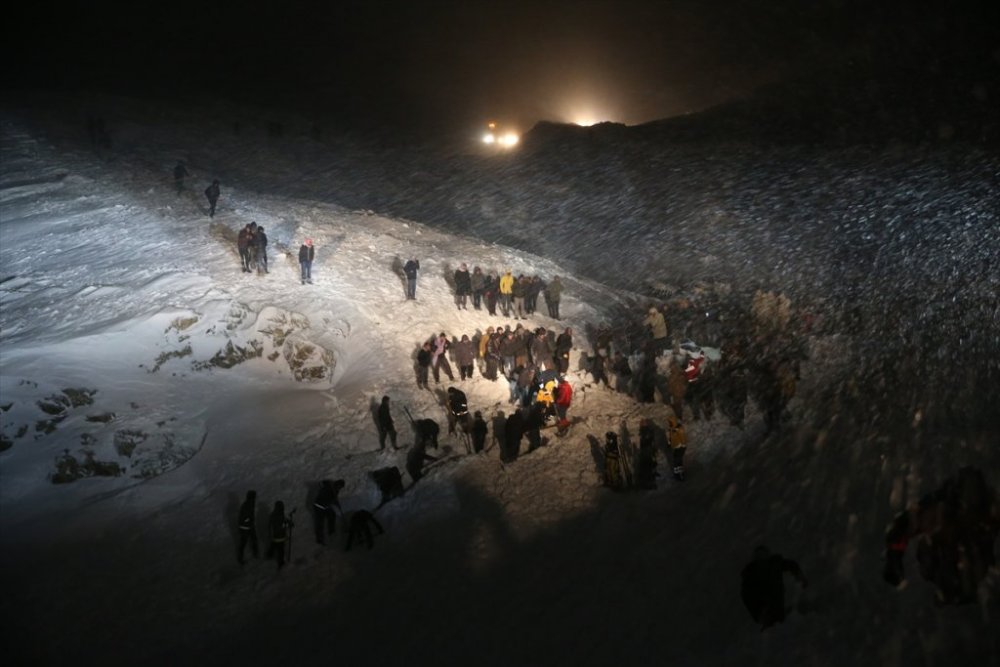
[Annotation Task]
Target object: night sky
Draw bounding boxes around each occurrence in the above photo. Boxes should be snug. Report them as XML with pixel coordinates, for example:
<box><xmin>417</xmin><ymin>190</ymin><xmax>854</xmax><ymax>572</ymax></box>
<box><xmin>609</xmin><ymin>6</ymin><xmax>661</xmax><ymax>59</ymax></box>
<box><xmin>7</xmin><ymin>0</ymin><xmax>998</xmax><ymax>134</ymax></box>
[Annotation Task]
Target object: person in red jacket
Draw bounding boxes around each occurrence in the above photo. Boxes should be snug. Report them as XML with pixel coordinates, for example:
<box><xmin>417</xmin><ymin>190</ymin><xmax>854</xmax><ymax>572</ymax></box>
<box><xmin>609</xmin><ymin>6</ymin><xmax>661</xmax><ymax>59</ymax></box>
<box><xmin>554</xmin><ymin>378</ymin><xmax>573</xmax><ymax>433</ymax></box>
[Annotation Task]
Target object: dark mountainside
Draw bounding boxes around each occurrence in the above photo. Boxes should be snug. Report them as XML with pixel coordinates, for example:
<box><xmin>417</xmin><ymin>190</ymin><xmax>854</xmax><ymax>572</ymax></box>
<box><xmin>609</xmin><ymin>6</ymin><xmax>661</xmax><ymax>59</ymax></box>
<box><xmin>287</xmin><ymin>60</ymin><xmax>999</xmax><ymax>449</ymax></box>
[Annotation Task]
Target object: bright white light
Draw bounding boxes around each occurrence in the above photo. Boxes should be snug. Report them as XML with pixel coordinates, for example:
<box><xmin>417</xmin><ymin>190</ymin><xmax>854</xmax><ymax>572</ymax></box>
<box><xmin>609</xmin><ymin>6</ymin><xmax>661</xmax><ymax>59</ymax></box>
<box><xmin>574</xmin><ymin>118</ymin><xmax>598</xmax><ymax>127</ymax></box>
<box><xmin>482</xmin><ymin>133</ymin><xmax>496</xmax><ymax>144</ymax></box>
<box><xmin>500</xmin><ymin>133</ymin><xmax>519</xmax><ymax>146</ymax></box>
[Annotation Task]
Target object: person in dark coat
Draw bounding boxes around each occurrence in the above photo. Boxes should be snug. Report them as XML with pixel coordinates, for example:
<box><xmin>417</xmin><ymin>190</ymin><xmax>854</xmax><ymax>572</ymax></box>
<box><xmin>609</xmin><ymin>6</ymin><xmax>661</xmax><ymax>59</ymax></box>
<box><xmin>637</xmin><ymin>419</ymin><xmax>658</xmax><ymax>490</ymax></box>
<box><xmin>470</xmin><ymin>266</ymin><xmax>485</xmax><ymax>310</ymax></box>
<box><xmin>555</xmin><ymin>327</ymin><xmax>573</xmax><ymax>374</ymax></box>
<box><xmin>299</xmin><ymin>239</ymin><xmax>315</xmax><ymax>285</ymax></box>
<box><xmin>371</xmin><ymin>467</ymin><xmax>405</xmax><ymax>508</ymax></box>
<box><xmin>345</xmin><ymin>510</ymin><xmax>384</xmax><ymax>551</ymax></box>
<box><xmin>471</xmin><ymin>411</ymin><xmax>488</xmax><ymax>453</ymax></box>
<box><xmin>447</xmin><ymin>386</ymin><xmax>470</xmax><ymax>435</ymax></box>
<box><xmin>237</xmin><ymin>224</ymin><xmax>253</xmax><ymax>273</ymax></box>
<box><xmin>454</xmin><ymin>334</ymin><xmax>476</xmax><ymax>380</ymax></box>
<box><xmin>173</xmin><ymin>160</ymin><xmax>189</xmax><ymax>194</ymax></box>
<box><xmin>205</xmin><ymin>179</ymin><xmax>220</xmax><ymax>217</ymax></box>
<box><xmin>454</xmin><ymin>263</ymin><xmax>472</xmax><ymax>310</ymax></box>
<box><xmin>253</xmin><ymin>225</ymin><xmax>268</xmax><ymax>274</ymax></box>
<box><xmin>312</xmin><ymin>479</ymin><xmax>344</xmax><ymax>544</ymax></box>
<box><xmin>502</xmin><ymin>409</ymin><xmax>525</xmax><ymax>463</ymax></box>
<box><xmin>267</xmin><ymin>501</ymin><xmax>294</xmax><ymax>569</ymax></box>
<box><xmin>484</xmin><ymin>272</ymin><xmax>498</xmax><ymax>315</ymax></box>
<box><xmin>404</xmin><ymin>259</ymin><xmax>420</xmax><ymax>300</ymax></box>
<box><xmin>406</xmin><ymin>440</ymin><xmax>438</xmax><ymax>484</ymax></box>
<box><xmin>545</xmin><ymin>276</ymin><xmax>564</xmax><ymax>319</ymax></box>
<box><xmin>377</xmin><ymin>395</ymin><xmax>398</xmax><ymax>449</ymax></box>
<box><xmin>416</xmin><ymin>342</ymin><xmax>433</xmax><ymax>389</ymax></box>
<box><xmin>524</xmin><ymin>402</ymin><xmax>546</xmax><ymax>452</ymax></box>
<box><xmin>237</xmin><ymin>490</ymin><xmax>258</xmax><ymax>564</ymax></box>
<box><xmin>740</xmin><ymin>546</ymin><xmax>807</xmax><ymax>629</ymax></box>
<box><xmin>413</xmin><ymin>418</ymin><xmax>440</xmax><ymax>450</ymax></box>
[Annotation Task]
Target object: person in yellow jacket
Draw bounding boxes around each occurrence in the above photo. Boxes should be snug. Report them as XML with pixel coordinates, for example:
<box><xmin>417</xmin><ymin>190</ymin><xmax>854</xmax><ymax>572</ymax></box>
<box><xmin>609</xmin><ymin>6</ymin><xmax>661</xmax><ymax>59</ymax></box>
<box><xmin>667</xmin><ymin>414</ymin><xmax>687</xmax><ymax>481</ymax></box>
<box><xmin>498</xmin><ymin>270</ymin><xmax>515</xmax><ymax>317</ymax></box>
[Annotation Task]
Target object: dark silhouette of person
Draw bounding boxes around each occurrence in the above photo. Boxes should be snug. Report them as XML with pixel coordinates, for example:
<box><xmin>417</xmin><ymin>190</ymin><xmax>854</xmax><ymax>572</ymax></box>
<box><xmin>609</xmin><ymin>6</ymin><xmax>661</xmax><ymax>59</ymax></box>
<box><xmin>312</xmin><ymin>479</ymin><xmax>344</xmax><ymax>544</ymax></box>
<box><xmin>237</xmin><ymin>490</ymin><xmax>258</xmax><ymax>564</ymax></box>
<box><xmin>377</xmin><ymin>395</ymin><xmax>398</xmax><ymax>449</ymax></box>
<box><xmin>205</xmin><ymin>179</ymin><xmax>220</xmax><ymax>217</ymax></box>
<box><xmin>345</xmin><ymin>510</ymin><xmax>384</xmax><ymax>551</ymax></box>
<box><xmin>267</xmin><ymin>501</ymin><xmax>293</xmax><ymax>569</ymax></box>
<box><xmin>403</xmin><ymin>259</ymin><xmax>420</xmax><ymax>300</ymax></box>
<box><xmin>371</xmin><ymin>467</ymin><xmax>405</xmax><ymax>508</ymax></box>
<box><xmin>406</xmin><ymin>441</ymin><xmax>438</xmax><ymax>484</ymax></box>
<box><xmin>471</xmin><ymin>411</ymin><xmax>488</xmax><ymax>453</ymax></box>
<box><xmin>173</xmin><ymin>161</ymin><xmax>189</xmax><ymax>194</ymax></box>
<box><xmin>740</xmin><ymin>546</ymin><xmax>807</xmax><ymax>629</ymax></box>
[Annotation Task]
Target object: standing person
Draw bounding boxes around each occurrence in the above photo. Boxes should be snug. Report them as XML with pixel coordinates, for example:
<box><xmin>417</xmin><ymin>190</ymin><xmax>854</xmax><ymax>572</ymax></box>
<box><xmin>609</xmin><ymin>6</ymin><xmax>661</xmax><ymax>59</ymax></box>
<box><xmin>741</xmin><ymin>546</ymin><xmax>808</xmax><ymax>629</ymax></box>
<box><xmin>404</xmin><ymin>259</ymin><xmax>420</xmax><ymax>300</ymax></box>
<box><xmin>637</xmin><ymin>419</ymin><xmax>658</xmax><ymax>490</ymax></box>
<box><xmin>668</xmin><ymin>353</ymin><xmax>688</xmax><ymax>420</ymax></box>
<box><xmin>454</xmin><ymin>334</ymin><xmax>476</xmax><ymax>380</ymax></box>
<box><xmin>555</xmin><ymin>327</ymin><xmax>573</xmax><ymax>374</ymax></box>
<box><xmin>470</xmin><ymin>411</ymin><xmax>488</xmax><ymax>453</ymax></box>
<box><xmin>432</xmin><ymin>332</ymin><xmax>455</xmax><ymax>383</ymax></box>
<box><xmin>299</xmin><ymin>238</ymin><xmax>315</xmax><ymax>285</ymax></box>
<box><xmin>603</xmin><ymin>432</ymin><xmax>624</xmax><ymax>490</ymax></box>
<box><xmin>554</xmin><ymin>377</ymin><xmax>572</xmax><ymax>426</ymax></box>
<box><xmin>173</xmin><ymin>160</ymin><xmax>189</xmax><ymax>194</ymax></box>
<box><xmin>471</xmin><ymin>266</ymin><xmax>485</xmax><ymax>310</ymax></box>
<box><xmin>530</xmin><ymin>328</ymin><xmax>554</xmax><ymax>370</ymax></box>
<box><xmin>644</xmin><ymin>305</ymin><xmax>669</xmax><ymax>354</ymax></box>
<box><xmin>454</xmin><ymin>263</ymin><xmax>472</xmax><ymax>310</ymax></box>
<box><xmin>237</xmin><ymin>224</ymin><xmax>253</xmax><ymax>273</ymax></box>
<box><xmin>312</xmin><ymin>480</ymin><xmax>344</xmax><ymax>545</ymax></box>
<box><xmin>545</xmin><ymin>276</ymin><xmax>564</xmax><ymax>319</ymax></box>
<box><xmin>512</xmin><ymin>275</ymin><xmax>528</xmax><ymax>319</ymax></box>
<box><xmin>526</xmin><ymin>276</ymin><xmax>544</xmax><ymax>315</ymax></box>
<box><xmin>416</xmin><ymin>341</ymin><xmax>433</xmax><ymax>389</ymax></box>
<box><xmin>590</xmin><ymin>349</ymin><xmax>610</xmax><ymax>388</ymax></box>
<box><xmin>502</xmin><ymin>408</ymin><xmax>524</xmax><ymax>463</ymax></box>
<box><xmin>267</xmin><ymin>501</ymin><xmax>293</xmax><ymax>570</ymax></box>
<box><xmin>485</xmin><ymin>329</ymin><xmax>502</xmax><ymax>381</ymax></box>
<box><xmin>377</xmin><ymin>395</ymin><xmax>398</xmax><ymax>449</ymax></box>
<box><xmin>205</xmin><ymin>179</ymin><xmax>220</xmax><ymax>218</ymax></box>
<box><xmin>667</xmin><ymin>415</ymin><xmax>687</xmax><ymax>481</ymax></box>
<box><xmin>484</xmin><ymin>271</ymin><xmax>499</xmax><ymax>316</ymax></box>
<box><xmin>345</xmin><ymin>510</ymin><xmax>385</xmax><ymax>551</ymax></box>
<box><xmin>253</xmin><ymin>225</ymin><xmax>269</xmax><ymax>274</ymax></box>
<box><xmin>498</xmin><ymin>269</ymin><xmax>514</xmax><ymax>317</ymax></box>
<box><xmin>406</xmin><ymin>439</ymin><xmax>439</xmax><ymax>484</ymax></box>
<box><xmin>237</xmin><ymin>490</ymin><xmax>258</xmax><ymax>565</ymax></box>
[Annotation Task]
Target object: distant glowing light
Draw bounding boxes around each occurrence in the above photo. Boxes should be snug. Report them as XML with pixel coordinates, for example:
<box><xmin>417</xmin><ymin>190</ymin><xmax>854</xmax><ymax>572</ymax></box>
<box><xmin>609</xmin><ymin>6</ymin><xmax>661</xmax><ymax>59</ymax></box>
<box><xmin>574</xmin><ymin>118</ymin><xmax>598</xmax><ymax>127</ymax></box>
<box><xmin>500</xmin><ymin>133</ymin><xmax>519</xmax><ymax>146</ymax></box>
<box><xmin>480</xmin><ymin>123</ymin><xmax>519</xmax><ymax>149</ymax></box>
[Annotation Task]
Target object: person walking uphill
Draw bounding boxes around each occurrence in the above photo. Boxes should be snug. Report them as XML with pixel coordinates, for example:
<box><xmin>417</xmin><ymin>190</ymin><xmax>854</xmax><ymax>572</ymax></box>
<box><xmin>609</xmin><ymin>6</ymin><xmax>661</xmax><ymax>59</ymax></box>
<box><xmin>205</xmin><ymin>179</ymin><xmax>220</xmax><ymax>217</ymax></box>
<box><xmin>404</xmin><ymin>259</ymin><xmax>420</xmax><ymax>300</ymax></box>
<box><xmin>299</xmin><ymin>239</ymin><xmax>315</xmax><ymax>285</ymax></box>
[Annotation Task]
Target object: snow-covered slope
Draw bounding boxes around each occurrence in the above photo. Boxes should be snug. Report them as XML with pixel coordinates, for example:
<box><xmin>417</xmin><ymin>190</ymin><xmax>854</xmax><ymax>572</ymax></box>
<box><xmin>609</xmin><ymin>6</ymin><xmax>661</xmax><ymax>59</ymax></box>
<box><xmin>1</xmin><ymin>96</ymin><xmax>996</xmax><ymax>666</ymax></box>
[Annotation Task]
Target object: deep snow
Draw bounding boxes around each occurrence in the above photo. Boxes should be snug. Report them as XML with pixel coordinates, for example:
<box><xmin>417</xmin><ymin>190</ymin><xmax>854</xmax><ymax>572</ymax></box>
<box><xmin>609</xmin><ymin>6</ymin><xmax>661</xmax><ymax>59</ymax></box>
<box><xmin>1</xmin><ymin>94</ymin><xmax>997</xmax><ymax>666</ymax></box>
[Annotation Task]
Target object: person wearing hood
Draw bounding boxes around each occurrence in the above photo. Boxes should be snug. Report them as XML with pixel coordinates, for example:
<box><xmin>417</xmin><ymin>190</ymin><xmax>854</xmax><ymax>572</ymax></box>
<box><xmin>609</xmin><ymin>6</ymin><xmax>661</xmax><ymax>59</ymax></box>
<box><xmin>498</xmin><ymin>270</ymin><xmax>515</xmax><ymax>317</ymax></box>
<box><xmin>299</xmin><ymin>238</ymin><xmax>315</xmax><ymax>285</ymax></box>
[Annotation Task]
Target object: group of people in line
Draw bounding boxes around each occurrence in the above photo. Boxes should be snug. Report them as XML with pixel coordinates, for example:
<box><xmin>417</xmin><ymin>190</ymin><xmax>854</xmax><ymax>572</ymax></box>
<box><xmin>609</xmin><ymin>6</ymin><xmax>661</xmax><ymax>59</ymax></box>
<box><xmin>400</xmin><ymin>259</ymin><xmax>564</xmax><ymax>320</ymax></box>
<box><xmin>237</xmin><ymin>481</ymin><xmax>386</xmax><ymax>569</ymax></box>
